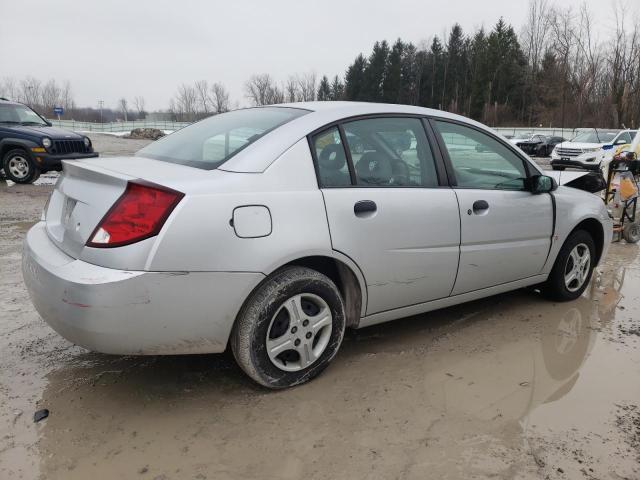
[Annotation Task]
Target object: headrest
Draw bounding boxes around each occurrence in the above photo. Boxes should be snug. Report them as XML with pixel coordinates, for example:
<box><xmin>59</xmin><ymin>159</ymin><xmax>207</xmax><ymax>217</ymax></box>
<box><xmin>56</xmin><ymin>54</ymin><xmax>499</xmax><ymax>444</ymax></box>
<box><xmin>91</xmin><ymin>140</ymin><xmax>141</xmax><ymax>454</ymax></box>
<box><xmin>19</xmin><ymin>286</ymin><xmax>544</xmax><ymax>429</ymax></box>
<box><xmin>319</xmin><ymin>144</ymin><xmax>346</xmax><ymax>171</ymax></box>
<box><xmin>355</xmin><ymin>152</ymin><xmax>392</xmax><ymax>184</ymax></box>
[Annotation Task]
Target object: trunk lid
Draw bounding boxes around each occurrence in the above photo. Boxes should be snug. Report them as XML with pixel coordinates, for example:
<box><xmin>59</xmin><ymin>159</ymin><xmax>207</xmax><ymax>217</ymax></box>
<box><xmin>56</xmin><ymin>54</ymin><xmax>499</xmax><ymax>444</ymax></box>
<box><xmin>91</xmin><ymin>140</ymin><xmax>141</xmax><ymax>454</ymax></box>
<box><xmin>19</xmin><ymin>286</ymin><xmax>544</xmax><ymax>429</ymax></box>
<box><xmin>45</xmin><ymin>156</ymin><xmax>203</xmax><ymax>259</ymax></box>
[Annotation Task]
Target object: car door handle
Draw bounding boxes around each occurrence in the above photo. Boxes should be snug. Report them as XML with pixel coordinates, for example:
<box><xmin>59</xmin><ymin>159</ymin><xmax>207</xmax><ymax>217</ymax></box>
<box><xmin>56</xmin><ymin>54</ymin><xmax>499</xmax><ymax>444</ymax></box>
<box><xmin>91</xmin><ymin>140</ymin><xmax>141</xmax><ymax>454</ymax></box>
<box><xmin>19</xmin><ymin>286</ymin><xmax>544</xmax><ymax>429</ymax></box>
<box><xmin>354</xmin><ymin>200</ymin><xmax>377</xmax><ymax>217</ymax></box>
<box><xmin>470</xmin><ymin>200</ymin><xmax>489</xmax><ymax>215</ymax></box>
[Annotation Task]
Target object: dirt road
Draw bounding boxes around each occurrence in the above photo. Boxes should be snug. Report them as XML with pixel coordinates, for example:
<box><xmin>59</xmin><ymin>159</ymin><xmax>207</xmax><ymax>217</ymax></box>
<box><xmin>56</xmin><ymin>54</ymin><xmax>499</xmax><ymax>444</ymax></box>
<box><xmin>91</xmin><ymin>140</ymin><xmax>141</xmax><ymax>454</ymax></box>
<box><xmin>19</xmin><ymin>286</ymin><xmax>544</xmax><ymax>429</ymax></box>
<box><xmin>1</xmin><ymin>135</ymin><xmax>639</xmax><ymax>479</ymax></box>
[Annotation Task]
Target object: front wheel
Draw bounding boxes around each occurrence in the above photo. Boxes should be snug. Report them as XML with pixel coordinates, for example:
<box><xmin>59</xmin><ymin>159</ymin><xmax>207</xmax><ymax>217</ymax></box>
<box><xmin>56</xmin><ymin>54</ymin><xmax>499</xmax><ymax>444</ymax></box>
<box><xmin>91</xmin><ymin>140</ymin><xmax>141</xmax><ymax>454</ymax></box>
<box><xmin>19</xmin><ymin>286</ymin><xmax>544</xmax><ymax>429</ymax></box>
<box><xmin>231</xmin><ymin>266</ymin><xmax>346</xmax><ymax>389</ymax></box>
<box><xmin>543</xmin><ymin>230</ymin><xmax>595</xmax><ymax>301</ymax></box>
<box><xmin>3</xmin><ymin>149</ymin><xmax>40</xmax><ymax>184</ymax></box>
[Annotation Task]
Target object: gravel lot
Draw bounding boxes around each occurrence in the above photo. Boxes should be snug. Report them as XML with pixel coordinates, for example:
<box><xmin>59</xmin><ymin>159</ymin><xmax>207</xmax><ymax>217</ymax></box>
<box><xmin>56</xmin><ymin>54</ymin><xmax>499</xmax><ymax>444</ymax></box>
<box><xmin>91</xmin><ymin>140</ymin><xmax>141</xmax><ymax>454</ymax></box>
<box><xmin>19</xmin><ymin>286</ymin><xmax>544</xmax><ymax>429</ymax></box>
<box><xmin>0</xmin><ymin>134</ymin><xmax>639</xmax><ymax>480</ymax></box>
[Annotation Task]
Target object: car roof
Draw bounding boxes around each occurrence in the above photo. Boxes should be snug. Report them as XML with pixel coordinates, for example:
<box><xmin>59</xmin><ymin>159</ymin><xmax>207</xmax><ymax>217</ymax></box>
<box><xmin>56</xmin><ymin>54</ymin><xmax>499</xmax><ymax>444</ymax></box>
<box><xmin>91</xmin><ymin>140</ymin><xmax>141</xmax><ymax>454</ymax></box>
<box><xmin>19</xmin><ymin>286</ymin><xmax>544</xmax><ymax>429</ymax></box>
<box><xmin>222</xmin><ymin>101</ymin><xmax>494</xmax><ymax>173</ymax></box>
<box><xmin>0</xmin><ymin>98</ymin><xmax>23</xmax><ymax>106</ymax></box>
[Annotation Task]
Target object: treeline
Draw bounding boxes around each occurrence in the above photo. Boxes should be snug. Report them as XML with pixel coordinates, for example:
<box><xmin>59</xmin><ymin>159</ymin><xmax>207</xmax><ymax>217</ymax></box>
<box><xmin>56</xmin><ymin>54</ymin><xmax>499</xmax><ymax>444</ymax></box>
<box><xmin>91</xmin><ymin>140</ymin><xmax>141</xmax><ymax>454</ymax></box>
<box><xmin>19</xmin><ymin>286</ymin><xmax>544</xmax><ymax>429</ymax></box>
<box><xmin>0</xmin><ymin>77</ymin><xmax>75</xmax><ymax>119</ymax></box>
<box><xmin>3</xmin><ymin>0</ymin><xmax>639</xmax><ymax>128</ymax></box>
<box><xmin>244</xmin><ymin>0</ymin><xmax>640</xmax><ymax>129</ymax></box>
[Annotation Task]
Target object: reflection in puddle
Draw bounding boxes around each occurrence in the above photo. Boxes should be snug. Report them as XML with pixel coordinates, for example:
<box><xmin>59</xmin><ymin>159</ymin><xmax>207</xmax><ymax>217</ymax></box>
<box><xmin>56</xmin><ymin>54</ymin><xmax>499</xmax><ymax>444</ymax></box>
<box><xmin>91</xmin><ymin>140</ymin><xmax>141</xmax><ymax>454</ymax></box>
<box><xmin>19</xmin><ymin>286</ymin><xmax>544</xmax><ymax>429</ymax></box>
<box><xmin>33</xmin><ymin>246</ymin><xmax>639</xmax><ymax>479</ymax></box>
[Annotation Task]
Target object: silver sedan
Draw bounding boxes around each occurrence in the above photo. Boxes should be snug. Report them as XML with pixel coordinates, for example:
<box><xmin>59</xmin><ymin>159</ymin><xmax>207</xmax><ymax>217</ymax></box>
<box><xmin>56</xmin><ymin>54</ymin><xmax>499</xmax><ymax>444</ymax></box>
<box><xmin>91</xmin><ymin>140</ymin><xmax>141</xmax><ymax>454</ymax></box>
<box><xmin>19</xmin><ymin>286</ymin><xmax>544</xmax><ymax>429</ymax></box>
<box><xmin>22</xmin><ymin>102</ymin><xmax>612</xmax><ymax>388</ymax></box>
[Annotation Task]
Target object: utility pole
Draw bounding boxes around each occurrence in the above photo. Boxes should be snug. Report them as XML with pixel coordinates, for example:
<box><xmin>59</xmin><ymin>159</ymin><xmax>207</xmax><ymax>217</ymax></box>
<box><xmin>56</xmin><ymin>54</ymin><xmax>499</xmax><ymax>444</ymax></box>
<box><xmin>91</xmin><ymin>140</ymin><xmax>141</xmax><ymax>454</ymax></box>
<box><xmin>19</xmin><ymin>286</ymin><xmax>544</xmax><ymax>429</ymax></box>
<box><xmin>98</xmin><ymin>100</ymin><xmax>104</xmax><ymax>123</ymax></box>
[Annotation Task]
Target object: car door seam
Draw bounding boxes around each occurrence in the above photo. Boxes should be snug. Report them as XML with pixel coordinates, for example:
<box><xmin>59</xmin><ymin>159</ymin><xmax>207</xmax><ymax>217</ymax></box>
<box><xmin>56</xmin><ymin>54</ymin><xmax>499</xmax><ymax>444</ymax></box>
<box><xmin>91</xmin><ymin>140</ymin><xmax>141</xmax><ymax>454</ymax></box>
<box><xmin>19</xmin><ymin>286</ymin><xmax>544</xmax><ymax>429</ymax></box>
<box><xmin>448</xmin><ymin>189</ymin><xmax>463</xmax><ymax>297</ymax></box>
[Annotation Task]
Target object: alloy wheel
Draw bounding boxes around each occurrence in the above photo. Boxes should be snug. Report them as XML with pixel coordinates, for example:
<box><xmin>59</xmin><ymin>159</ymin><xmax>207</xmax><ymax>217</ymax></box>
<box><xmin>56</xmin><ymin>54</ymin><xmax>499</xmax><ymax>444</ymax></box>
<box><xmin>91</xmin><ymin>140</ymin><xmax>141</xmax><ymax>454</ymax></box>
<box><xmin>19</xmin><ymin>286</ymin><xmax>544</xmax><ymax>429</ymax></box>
<box><xmin>564</xmin><ymin>243</ymin><xmax>591</xmax><ymax>292</ymax></box>
<box><xmin>266</xmin><ymin>293</ymin><xmax>333</xmax><ymax>372</ymax></box>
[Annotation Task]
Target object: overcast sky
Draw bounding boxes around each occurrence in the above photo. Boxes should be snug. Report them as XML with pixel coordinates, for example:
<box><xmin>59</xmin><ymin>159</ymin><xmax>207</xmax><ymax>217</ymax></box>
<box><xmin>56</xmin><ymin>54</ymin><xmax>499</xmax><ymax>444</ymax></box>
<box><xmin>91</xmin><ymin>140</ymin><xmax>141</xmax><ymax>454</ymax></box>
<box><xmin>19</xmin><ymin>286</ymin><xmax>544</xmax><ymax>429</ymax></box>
<box><xmin>0</xmin><ymin>0</ymin><xmax>633</xmax><ymax>111</ymax></box>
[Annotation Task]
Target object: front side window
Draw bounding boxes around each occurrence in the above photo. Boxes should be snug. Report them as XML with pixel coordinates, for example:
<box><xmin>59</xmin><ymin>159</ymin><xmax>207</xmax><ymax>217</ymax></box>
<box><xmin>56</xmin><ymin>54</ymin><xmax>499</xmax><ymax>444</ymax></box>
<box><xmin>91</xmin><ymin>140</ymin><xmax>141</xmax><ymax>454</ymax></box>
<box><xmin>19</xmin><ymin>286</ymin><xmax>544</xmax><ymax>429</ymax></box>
<box><xmin>137</xmin><ymin>107</ymin><xmax>307</xmax><ymax>170</ymax></box>
<box><xmin>434</xmin><ymin>120</ymin><xmax>528</xmax><ymax>190</ymax></box>
<box><xmin>615</xmin><ymin>132</ymin><xmax>632</xmax><ymax>145</ymax></box>
<box><xmin>342</xmin><ymin>117</ymin><xmax>438</xmax><ymax>187</ymax></box>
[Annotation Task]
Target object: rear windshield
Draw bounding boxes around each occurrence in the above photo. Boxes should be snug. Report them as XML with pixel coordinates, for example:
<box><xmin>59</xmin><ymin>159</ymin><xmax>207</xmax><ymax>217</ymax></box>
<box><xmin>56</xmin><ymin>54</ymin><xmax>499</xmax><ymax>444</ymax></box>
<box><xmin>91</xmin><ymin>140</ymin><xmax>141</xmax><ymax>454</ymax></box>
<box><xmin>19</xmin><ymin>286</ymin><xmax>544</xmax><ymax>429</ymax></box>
<box><xmin>137</xmin><ymin>107</ymin><xmax>308</xmax><ymax>170</ymax></box>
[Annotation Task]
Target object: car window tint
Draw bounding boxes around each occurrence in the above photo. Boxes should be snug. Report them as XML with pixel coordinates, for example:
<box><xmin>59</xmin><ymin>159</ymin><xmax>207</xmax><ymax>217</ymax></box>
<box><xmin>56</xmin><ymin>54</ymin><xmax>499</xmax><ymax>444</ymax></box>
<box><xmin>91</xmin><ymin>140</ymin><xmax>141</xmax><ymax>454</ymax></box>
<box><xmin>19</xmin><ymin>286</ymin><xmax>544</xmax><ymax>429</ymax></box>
<box><xmin>342</xmin><ymin>117</ymin><xmax>438</xmax><ymax>187</ymax></box>
<box><xmin>137</xmin><ymin>107</ymin><xmax>307</xmax><ymax>170</ymax></box>
<box><xmin>313</xmin><ymin>127</ymin><xmax>351</xmax><ymax>187</ymax></box>
<box><xmin>618</xmin><ymin>132</ymin><xmax>632</xmax><ymax>144</ymax></box>
<box><xmin>434</xmin><ymin>120</ymin><xmax>527</xmax><ymax>190</ymax></box>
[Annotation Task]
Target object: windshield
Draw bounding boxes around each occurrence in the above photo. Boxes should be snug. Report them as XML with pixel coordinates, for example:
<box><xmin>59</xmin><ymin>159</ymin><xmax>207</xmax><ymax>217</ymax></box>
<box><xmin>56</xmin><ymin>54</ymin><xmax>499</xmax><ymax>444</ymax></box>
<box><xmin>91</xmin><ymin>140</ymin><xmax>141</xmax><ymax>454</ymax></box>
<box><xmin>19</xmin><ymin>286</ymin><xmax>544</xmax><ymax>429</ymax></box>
<box><xmin>0</xmin><ymin>104</ymin><xmax>48</xmax><ymax>126</ymax></box>
<box><xmin>137</xmin><ymin>107</ymin><xmax>308</xmax><ymax>170</ymax></box>
<box><xmin>571</xmin><ymin>130</ymin><xmax>618</xmax><ymax>144</ymax></box>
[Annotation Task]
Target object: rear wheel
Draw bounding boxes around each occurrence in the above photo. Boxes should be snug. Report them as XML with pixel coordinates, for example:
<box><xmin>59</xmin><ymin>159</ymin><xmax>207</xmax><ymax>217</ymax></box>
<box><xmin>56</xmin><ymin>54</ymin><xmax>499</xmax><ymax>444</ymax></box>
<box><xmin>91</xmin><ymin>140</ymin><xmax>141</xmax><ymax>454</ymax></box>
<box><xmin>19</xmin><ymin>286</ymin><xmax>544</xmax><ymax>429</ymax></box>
<box><xmin>623</xmin><ymin>222</ymin><xmax>640</xmax><ymax>244</ymax></box>
<box><xmin>231</xmin><ymin>266</ymin><xmax>346</xmax><ymax>389</ymax></box>
<box><xmin>543</xmin><ymin>230</ymin><xmax>595</xmax><ymax>301</ymax></box>
<box><xmin>3</xmin><ymin>149</ymin><xmax>40</xmax><ymax>184</ymax></box>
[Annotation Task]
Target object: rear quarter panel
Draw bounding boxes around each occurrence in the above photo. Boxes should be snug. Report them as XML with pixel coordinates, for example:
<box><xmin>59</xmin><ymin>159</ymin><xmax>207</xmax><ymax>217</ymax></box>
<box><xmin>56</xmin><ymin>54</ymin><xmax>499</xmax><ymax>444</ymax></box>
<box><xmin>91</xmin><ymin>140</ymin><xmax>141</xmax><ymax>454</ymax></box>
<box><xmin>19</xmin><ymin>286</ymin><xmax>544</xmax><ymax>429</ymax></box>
<box><xmin>148</xmin><ymin>139</ymin><xmax>334</xmax><ymax>274</ymax></box>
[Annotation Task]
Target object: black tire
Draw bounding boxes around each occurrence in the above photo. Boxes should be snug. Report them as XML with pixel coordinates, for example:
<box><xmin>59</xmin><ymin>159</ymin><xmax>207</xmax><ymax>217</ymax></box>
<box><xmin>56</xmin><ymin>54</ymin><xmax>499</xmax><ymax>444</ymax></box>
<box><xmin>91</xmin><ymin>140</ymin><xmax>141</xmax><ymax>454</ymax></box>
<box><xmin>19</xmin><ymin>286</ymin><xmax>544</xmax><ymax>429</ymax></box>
<box><xmin>552</xmin><ymin>166</ymin><xmax>565</xmax><ymax>171</ymax></box>
<box><xmin>543</xmin><ymin>230</ymin><xmax>596</xmax><ymax>301</ymax></box>
<box><xmin>622</xmin><ymin>222</ymin><xmax>640</xmax><ymax>244</ymax></box>
<box><xmin>231</xmin><ymin>266</ymin><xmax>346</xmax><ymax>389</ymax></box>
<box><xmin>3</xmin><ymin>149</ymin><xmax>40</xmax><ymax>184</ymax></box>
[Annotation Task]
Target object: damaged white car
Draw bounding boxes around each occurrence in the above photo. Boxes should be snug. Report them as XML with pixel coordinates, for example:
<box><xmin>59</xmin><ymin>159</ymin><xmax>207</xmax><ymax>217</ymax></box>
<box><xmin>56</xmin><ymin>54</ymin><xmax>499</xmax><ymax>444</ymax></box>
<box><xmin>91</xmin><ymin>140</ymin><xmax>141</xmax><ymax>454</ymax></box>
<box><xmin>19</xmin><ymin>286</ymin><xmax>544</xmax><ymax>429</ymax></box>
<box><xmin>23</xmin><ymin>102</ymin><xmax>612</xmax><ymax>388</ymax></box>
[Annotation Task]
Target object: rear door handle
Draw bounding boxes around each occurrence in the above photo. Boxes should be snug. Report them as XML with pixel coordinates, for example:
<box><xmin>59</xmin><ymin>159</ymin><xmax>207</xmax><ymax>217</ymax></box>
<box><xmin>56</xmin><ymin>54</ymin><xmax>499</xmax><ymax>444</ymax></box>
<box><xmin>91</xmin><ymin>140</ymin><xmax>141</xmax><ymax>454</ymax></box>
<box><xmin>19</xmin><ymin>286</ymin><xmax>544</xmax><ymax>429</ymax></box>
<box><xmin>354</xmin><ymin>200</ymin><xmax>377</xmax><ymax>217</ymax></box>
<box><xmin>470</xmin><ymin>200</ymin><xmax>489</xmax><ymax>215</ymax></box>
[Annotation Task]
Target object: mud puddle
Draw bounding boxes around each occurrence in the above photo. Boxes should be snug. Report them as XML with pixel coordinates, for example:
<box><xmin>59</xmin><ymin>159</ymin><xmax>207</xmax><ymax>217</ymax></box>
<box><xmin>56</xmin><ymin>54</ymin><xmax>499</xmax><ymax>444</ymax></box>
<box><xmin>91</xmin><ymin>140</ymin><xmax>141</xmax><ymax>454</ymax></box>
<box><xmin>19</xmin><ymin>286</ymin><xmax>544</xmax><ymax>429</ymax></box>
<box><xmin>1</xmin><ymin>182</ymin><xmax>639</xmax><ymax>479</ymax></box>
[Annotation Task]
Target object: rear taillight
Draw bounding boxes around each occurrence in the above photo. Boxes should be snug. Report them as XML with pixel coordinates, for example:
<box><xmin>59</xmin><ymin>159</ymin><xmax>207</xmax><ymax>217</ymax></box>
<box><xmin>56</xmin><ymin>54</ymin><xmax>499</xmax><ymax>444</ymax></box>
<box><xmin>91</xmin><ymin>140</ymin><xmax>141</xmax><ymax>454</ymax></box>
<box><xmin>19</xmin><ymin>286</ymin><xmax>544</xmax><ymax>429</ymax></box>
<box><xmin>87</xmin><ymin>181</ymin><xmax>184</xmax><ymax>248</ymax></box>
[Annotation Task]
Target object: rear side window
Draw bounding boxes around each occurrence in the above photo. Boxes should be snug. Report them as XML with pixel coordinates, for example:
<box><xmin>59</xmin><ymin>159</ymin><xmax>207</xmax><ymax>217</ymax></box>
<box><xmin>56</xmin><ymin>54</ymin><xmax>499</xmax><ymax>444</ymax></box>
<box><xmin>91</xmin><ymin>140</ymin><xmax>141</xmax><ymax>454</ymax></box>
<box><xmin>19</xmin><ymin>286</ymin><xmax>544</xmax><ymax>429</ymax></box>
<box><xmin>343</xmin><ymin>117</ymin><xmax>438</xmax><ymax>187</ymax></box>
<box><xmin>313</xmin><ymin>128</ymin><xmax>351</xmax><ymax>187</ymax></box>
<box><xmin>137</xmin><ymin>107</ymin><xmax>308</xmax><ymax>170</ymax></box>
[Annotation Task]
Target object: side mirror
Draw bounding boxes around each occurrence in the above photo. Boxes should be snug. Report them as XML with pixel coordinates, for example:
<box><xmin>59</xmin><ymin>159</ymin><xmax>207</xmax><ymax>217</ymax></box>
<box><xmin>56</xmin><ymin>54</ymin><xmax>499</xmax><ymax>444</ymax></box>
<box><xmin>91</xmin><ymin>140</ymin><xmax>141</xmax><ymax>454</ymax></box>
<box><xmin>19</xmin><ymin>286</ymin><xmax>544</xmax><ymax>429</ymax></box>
<box><xmin>527</xmin><ymin>175</ymin><xmax>557</xmax><ymax>194</ymax></box>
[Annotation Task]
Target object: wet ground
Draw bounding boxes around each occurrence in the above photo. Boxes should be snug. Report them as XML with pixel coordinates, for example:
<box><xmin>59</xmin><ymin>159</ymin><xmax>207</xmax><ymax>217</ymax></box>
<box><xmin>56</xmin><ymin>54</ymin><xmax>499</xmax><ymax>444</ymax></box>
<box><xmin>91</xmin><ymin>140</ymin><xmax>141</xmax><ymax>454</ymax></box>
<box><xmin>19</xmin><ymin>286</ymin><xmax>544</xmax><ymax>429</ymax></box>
<box><xmin>0</xmin><ymin>135</ymin><xmax>639</xmax><ymax>479</ymax></box>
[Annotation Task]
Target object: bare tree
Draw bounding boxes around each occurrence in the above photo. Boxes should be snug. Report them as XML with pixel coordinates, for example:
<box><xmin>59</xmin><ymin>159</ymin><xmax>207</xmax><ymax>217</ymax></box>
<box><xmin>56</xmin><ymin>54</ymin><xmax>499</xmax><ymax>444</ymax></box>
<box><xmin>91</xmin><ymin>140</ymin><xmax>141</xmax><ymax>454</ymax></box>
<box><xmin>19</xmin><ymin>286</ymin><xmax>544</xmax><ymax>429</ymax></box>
<box><xmin>194</xmin><ymin>80</ymin><xmax>210</xmax><ymax>114</ymax></box>
<box><xmin>173</xmin><ymin>83</ymin><xmax>198</xmax><ymax>121</ymax></box>
<box><xmin>40</xmin><ymin>79</ymin><xmax>61</xmax><ymax>113</ymax></box>
<box><xmin>133</xmin><ymin>96</ymin><xmax>146</xmax><ymax>119</ymax></box>
<box><xmin>60</xmin><ymin>81</ymin><xmax>74</xmax><ymax>112</ymax></box>
<box><xmin>521</xmin><ymin>0</ymin><xmax>551</xmax><ymax>123</ymax></box>
<box><xmin>297</xmin><ymin>72</ymin><xmax>317</xmax><ymax>101</ymax></box>
<box><xmin>285</xmin><ymin>76</ymin><xmax>299</xmax><ymax>102</ymax></box>
<box><xmin>244</xmin><ymin>74</ymin><xmax>284</xmax><ymax>106</ymax></box>
<box><xmin>119</xmin><ymin>98</ymin><xmax>129</xmax><ymax>121</ymax></box>
<box><xmin>210</xmin><ymin>82</ymin><xmax>230</xmax><ymax>113</ymax></box>
<box><xmin>0</xmin><ymin>77</ymin><xmax>19</xmax><ymax>101</ymax></box>
<box><xmin>20</xmin><ymin>77</ymin><xmax>42</xmax><ymax>107</ymax></box>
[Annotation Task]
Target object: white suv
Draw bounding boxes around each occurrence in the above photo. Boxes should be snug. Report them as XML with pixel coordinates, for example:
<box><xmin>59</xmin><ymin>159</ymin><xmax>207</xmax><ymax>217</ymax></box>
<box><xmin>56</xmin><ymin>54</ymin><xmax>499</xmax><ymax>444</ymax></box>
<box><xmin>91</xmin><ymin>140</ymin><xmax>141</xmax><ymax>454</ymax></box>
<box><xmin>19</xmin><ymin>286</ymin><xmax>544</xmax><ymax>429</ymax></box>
<box><xmin>550</xmin><ymin>129</ymin><xmax>637</xmax><ymax>171</ymax></box>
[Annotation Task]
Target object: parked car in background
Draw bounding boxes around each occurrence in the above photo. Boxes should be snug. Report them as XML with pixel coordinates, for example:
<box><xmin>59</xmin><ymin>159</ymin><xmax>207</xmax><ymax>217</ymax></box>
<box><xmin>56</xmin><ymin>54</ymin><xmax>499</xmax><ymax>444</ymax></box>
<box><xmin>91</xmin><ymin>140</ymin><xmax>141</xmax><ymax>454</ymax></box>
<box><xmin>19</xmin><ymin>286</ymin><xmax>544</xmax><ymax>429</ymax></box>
<box><xmin>0</xmin><ymin>98</ymin><xmax>97</xmax><ymax>183</ymax></box>
<box><xmin>550</xmin><ymin>129</ymin><xmax>637</xmax><ymax>171</ymax></box>
<box><xmin>23</xmin><ymin>102</ymin><xmax>612</xmax><ymax>389</ymax></box>
<box><xmin>515</xmin><ymin>134</ymin><xmax>565</xmax><ymax>157</ymax></box>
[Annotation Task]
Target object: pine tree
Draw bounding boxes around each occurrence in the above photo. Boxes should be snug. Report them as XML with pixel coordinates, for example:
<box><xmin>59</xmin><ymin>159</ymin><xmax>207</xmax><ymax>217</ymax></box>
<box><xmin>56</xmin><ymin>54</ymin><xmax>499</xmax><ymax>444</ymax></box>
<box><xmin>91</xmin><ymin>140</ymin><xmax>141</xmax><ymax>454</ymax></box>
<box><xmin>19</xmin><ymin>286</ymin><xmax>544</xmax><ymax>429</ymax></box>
<box><xmin>317</xmin><ymin>75</ymin><xmax>331</xmax><ymax>101</ymax></box>
<box><xmin>362</xmin><ymin>40</ymin><xmax>389</xmax><ymax>101</ymax></box>
<box><xmin>383</xmin><ymin>39</ymin><xmax>404</xmax><ymax>103</ymax></box>
<box><xmin>330</xmin><ymin>75</ymin><xmax>344</xmax><ymax>100</ymax></box>
<box><xmin>399</xmin><ymin>43</ymin><xmax>420</xmax><ymax>105</ymax></box>
<box><xmin>344</xmin><ymin>54</ymin><xmax>367</xmax><ymax>101</ymax></box>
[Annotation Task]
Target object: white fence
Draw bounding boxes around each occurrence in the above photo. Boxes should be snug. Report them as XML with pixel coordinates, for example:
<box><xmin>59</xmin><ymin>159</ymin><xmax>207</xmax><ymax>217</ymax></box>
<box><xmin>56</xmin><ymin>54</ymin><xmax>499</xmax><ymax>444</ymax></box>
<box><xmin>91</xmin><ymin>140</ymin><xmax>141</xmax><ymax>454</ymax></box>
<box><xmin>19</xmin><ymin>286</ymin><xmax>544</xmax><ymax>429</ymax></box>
<box><xmin>494</xmin><ymin>127</ymin><xmax>578</xmax><ymax>138</ymax></box>
<box><xmin>47</xmin><ymin>118</ymin><xmax>579</xmax><ymax>139</ymax></box>
<box><xmin>47</xmin><ymin>119</ymin><xmax>191</xmax><ymax>133</ymax></box>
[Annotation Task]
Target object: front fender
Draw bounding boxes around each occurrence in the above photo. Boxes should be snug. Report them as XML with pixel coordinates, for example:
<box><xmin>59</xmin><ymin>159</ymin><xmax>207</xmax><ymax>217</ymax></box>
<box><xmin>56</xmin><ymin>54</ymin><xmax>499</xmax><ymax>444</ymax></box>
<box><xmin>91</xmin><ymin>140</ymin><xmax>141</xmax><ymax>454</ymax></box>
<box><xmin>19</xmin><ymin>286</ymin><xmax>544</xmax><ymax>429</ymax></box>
<box><xmin>0</xmin><ymin>137</ymin><xmax>41</xmax><ymax>156</ymax></box>
<box><xmin>542</xmin><ymin>186</ymin><xmax>612</xmax><ymax>274</ymax></box>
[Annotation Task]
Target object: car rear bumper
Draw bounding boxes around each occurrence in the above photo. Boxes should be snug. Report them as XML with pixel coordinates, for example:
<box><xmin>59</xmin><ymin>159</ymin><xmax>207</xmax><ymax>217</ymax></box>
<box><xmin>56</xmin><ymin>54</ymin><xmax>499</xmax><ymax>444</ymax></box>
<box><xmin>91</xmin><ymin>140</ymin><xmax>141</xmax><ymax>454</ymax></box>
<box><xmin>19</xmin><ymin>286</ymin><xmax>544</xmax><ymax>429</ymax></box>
<box><xmin>22</xmin><ymin>222</ymin><xmax>264</xmax><ymax>355</ymax></box>
<box><xmin>550</xmin><ymin>159</ymin><xmax>600</xmax><ymax>171</ymax></box>
<box><xmin>35</xmin><ymin>152</ymin><xmax>99</xmax><ymax>171</ymax></box>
